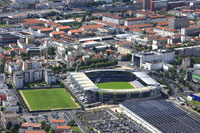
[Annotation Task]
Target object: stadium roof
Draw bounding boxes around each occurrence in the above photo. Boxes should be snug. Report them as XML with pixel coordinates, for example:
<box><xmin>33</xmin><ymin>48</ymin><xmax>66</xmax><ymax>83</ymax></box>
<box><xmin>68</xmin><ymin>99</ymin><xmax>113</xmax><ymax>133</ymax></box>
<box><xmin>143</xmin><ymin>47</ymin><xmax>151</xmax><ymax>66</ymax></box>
<box><xmin>133</xmin><ymin>72</ymin><xmax>159</xmax><ymax>85</ymax></box>
<box><xmin>70</xmin><ymin>72</ymin><xmax>97</xmax><ymax>91</ymax></box>
<box><xmin>121</xmin><ymin>99</ymin><xmax>200</xmax><ymax>133</ymax></box>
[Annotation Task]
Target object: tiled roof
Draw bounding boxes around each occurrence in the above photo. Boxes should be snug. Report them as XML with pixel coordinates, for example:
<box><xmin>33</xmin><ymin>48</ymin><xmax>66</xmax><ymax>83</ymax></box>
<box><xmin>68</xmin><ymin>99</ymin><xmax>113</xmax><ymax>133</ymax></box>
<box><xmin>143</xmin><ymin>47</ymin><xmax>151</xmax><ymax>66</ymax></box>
<box><xmin>82</xmin><ymin>24</ymin><xmax>104</xmax><ymax>30</ymax></box>
<box><xmin>125</xmin><ymin>16</ymin><xmax>146</xmax><ymax>21</ymax></box>
<box><xmin>129</xmin><ymin>28</ymin><xmax>142</xmax><ymax>32</ymax></box>
<box><xmin>187</xmin><ymin>25</ymin><xmax>200</xmax><ymax>28</ymax></box>
<box><xmin>92</xmin><ymin>20</ymin><xmax>119</xmax><ymax>27</ymax></box>
<box><xmin>104</xmin><ymin>14</ymin><xmax>123</xmax><ymax>19</ymax></box>
<box><xmin>58</xmin><ymin>26</ymin><xmax>72</xmax><ymax>30</ymax></box>
<box><xmin>157</xmin><ymin>21</ymin><xmax>168</xmax><ymax>26</ymax></box>
<box><xmin>181</xmin><ymin>10</ymin><xmax>194</xmax><ymax>12</ymax></box>
<box><xmin>56</xmin><ymin>126</ymin><xmax>71</xmax><ymax>130</ymax></box>
<box><xmin>50</xmin><ymin>31</ymin><xmax>65</xmax><ymax>35</ymax></box>
<box><xmin>39</xmin><ymin>28</ymin><xmax>53</xmax><ymax>32</ymax></box>
<box><xmin>51</xmin><ymin>120</ymin><xmax>65</xmax><ymax>123</ymax></box>
<box><xmin>25</xmin><ymin>131</ymin><xmax>45</xmax><ymax>133</ymax></box>
<box><xmin>69</xmin><ymin>29</ymin><xmax>83</xmax><ymax>33</ymax></box>
<box><xmin>150</xmin><ymin>15</ymin><xmax>166</xmax><ymax>18</ymax></box>
<box><xmin>21</xmin><ymin>123</ymin><xmax>41</xmax><ymax>128</ymax></box>
<box><xmin>155</xmin><ymin>26</ymin><xmax>177</xmax><ymax>32</ymax></box>
<box><xmin>120</xmin><ymin>24</ymin><xmax>153</xmax><ymax>29</ymax></box>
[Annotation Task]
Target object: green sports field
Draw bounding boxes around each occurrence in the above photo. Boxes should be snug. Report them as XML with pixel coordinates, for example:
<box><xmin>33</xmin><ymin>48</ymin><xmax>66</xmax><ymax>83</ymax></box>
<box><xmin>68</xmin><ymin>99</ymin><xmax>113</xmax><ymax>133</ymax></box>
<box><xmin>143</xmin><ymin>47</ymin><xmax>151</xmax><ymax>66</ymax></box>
<box><xmin>21</xmin><ymin>88</ymin><xmax>78</xmax><ymax>111</ymax></box>
<box><xmin>97</xmin><ymin>82</ymin><xmax>134</xmax><ymax>89</ymax></box>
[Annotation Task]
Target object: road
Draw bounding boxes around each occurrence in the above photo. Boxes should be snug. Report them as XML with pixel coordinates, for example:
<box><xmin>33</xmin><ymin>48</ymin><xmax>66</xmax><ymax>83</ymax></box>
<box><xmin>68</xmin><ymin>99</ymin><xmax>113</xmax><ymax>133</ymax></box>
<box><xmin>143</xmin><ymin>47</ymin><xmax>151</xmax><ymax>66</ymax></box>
<box><xmin>68</xmin><ymin>110</ymin><xmax>89</xmax><ymax>133</ymax></box>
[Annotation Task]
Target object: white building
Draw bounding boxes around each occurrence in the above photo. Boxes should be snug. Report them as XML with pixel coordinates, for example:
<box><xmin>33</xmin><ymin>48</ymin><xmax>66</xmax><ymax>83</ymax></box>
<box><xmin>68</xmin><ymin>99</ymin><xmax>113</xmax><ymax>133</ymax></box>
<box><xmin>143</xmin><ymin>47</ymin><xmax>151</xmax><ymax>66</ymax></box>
<box><xmin>13</xmin><ymin>73</ymin><xmax>24</xmax><ymax>89</ymax></box>
<box><xmin>94</xmin><ymin>0</ymin><xmax>112</xmax><ymax>3</ymax></box>
<box><xmin>181</xmin><ymin>25</ymin><xmax>200</xmax><ymax>36</ymax></box>
<box><xmin>153</xmin><ymin>26</ymin><xmax>179</xmax><ymax>37</ymax></box>
<box><xmin>11</xmin><ymin>0</ymin><xmax>36</xmax><ymax>4</ymax></box>
<box><xmin>13</xmin><ymin>69</ymin><xmax>55</xmax><ymax>89</ymax></box>
<box><xmin>102</xmin><ymin>14</ymin><xmax>123</xmax><ymax>25</ymax></box>
<box><xmin>0</xmin><ymin>74</ymin><xmax>5</xmax><ymax>84</ymax></box>
<box><xmin>51</xmin><ymin>120</ymin><xmax>66</xmax><ymax>130</ymax></box>
<box><xmin>45</xmin><ymin>70</ymin><xmax>56</xmax><ymax>85</ymax></box>
<box><xmin>57</xmin><ymin>47</ymin><xmax>66</xmax><ymax>57</ymax></box>
<box><xmin>132</xmin><ymin>49</ymin><xmax>175</xmax><ymax>68</ymax></box>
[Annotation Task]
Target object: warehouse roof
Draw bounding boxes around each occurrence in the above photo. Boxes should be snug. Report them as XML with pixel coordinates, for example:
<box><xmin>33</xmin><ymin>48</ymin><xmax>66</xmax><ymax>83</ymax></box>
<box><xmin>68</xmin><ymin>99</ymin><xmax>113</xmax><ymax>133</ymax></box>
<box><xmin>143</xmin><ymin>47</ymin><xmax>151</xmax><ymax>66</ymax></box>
<box><xmin>121</xmin><ymin>99</ymin><xmax>200</xmax><ymax>133</ymax></box>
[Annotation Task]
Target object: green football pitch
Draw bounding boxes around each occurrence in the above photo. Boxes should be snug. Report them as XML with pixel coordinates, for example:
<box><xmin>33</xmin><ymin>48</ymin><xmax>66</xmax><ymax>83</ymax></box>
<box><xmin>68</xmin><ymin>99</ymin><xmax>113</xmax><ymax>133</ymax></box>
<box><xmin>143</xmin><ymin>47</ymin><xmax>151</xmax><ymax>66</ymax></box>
<box><xmin>97</xmin><ymin>82</ymin><xmax>134</xmax><ymax>89</ymax></box>
<box><xmin>21</xmin><ymin>88</ymin><xmax>78</xmax><ymax>111</ymax></box>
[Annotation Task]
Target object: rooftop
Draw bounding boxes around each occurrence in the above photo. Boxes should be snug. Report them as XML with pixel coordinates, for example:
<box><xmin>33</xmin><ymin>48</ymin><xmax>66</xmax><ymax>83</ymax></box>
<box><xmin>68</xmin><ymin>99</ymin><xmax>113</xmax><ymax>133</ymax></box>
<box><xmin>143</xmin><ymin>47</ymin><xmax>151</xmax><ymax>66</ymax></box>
<box><xmin>21</xmin><ymin>123</ymin><xmax>41</xmax><ymax>128</ymax></box>
<box><xmin>39</xmin><ymin>28</ymin><xmax>53</xmax><ymax>32</ymax></box>
<box><xmin>58</xmin><ymin>26</ymin><xmax>72</xmax><ymax>30</ymax></box>
<box><xmin>121</xmin><ymin>99</ymin><xmax>200</xmax><ymax>133</ymax></box>
<box><xmin>51</xmin><ymin>120</ymin><xmax>65</xmax><ymax>123</ymax></box>
<box><xmin>104</xmin><ymin>14</ymin><xmax>123</xmax><ymax>19</ymax></box>
<box><xmin>82</xmin><ymin>24</ymin><xmax>104</xmax><ymax>30</ymax></box>
<box><xmin>56</xmin><ymin>126</ymin><xmax>71</xmax><ymax>130</ymax></box>
<box><xmin>155</xmin><ymin>26</ymin><xmax>177</xmax><ymax>32</ymax></box>
<box><xmin>25</xmin><ymin>131</ymin><xmax>46</xmax><ymax>133</ymax></box>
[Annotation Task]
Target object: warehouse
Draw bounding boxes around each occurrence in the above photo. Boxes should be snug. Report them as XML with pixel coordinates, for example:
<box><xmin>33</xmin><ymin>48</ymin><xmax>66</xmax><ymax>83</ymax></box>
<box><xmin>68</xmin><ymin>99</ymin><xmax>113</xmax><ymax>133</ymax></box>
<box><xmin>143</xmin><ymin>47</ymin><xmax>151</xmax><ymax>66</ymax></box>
<box><xmin>120</xmin><ymin>99</ymin><xmax>200</xmax><ymax>133</ymax></box>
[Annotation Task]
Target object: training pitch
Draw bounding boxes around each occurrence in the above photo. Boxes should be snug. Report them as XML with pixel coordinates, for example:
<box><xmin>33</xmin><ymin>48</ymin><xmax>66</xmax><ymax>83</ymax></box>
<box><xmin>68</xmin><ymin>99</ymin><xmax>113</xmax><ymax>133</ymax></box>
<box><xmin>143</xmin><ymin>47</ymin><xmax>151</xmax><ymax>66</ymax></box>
<box><xmin>97</xmin><ymin>82</ymin><xmax>134</xmax><ymax>89</ymax></box>
<box><xmin>20</xmin><ymin>88</ymin><xmax>79</xmax><ymax>111</ymax></box>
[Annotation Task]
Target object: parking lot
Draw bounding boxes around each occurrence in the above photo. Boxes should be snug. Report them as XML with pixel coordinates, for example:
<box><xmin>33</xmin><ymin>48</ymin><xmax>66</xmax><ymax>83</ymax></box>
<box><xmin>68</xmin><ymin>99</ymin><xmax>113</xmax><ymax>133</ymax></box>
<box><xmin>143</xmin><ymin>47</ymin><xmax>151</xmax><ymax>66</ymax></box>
<box><xmin>21</xmin><ymin>111</ymin><xmax>71</xmax><ymax>125</ymax></box>
<box><xmin>78</xmin><ymin>109</ymin><xmax>147</xmax><ymax>133</ymax></box>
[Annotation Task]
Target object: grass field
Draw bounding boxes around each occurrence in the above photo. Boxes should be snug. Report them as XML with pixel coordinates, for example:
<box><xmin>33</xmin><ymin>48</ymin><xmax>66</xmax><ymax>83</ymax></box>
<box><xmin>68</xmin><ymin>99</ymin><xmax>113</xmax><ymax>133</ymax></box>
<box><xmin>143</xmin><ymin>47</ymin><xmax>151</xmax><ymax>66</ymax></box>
<box><xmin>21</xmin><ymin>88</ymin><xmax>78</xmax><ymax>111</ymax></box>
<box><xmin>97</xmin><ymin>82</ymin><xmax>134</xmax><ymax>89</ymax></box>
<box><xmin>72</xmin><ymin>126</ymin><xmax>81</xmax><ymax>132</ymax></box>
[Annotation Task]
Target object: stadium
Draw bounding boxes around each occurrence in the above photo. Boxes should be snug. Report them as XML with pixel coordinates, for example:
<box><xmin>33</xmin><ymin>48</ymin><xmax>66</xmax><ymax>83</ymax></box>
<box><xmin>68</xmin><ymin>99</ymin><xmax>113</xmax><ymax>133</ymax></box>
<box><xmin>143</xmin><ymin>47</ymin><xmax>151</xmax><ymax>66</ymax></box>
<box><xmin>68</xmin><ymin>69</ymin><xmax>161</xmax><ymax>104</ymax></box>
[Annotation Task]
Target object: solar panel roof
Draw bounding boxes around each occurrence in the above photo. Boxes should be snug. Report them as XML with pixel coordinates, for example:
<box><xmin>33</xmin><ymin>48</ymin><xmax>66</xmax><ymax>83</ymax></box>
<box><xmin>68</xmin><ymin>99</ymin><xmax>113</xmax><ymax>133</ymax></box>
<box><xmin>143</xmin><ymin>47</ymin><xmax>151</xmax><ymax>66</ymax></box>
<box><xmin>121</xmin><ymin>99</ymin><xmax>200</xmax><ymax>133</ymax></box>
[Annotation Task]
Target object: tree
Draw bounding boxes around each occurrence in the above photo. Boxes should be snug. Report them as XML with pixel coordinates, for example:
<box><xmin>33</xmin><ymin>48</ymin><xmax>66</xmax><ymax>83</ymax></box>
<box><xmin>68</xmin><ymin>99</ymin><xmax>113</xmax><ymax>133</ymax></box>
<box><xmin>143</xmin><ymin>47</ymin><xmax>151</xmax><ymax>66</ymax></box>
<box><xmin>49</xmin><ymin>128</ymin><xmax>55</xmax><ymax>133</ymax></box>
<box><xmin>126</xmin><ymin>53</ymin><xmax>132</xmax><ymax>61</ymax></box>
<box><xmin>176</xmin><ymin>56</ymin><xmax>182</xmax><ymax>65</ymax></box>
<box><xmin>6</xmin><ymin>121</ymin><xmax>12</xmax><ymax>130</ymax></box>
<box><xmin>44</xmin><ymin>125</ymin><xmax>50</xmax><ymax>132</ymax></box>
<box><xmin>67</xmin><ymin>120</ymin><xmax>76</xmax><ymax>126</ymax></box>
<box><xmin>48</xmin><ymin>47</ymin><xmax>56</xmax><ymax>55</ymax></box>
<box><xmin>10</xmin><ymin>126</ymin><xmax>16</xmax><ymax>133</ymax></box>
<box><xmin>40</xmin><ymin>121</ymin><xmax>46</xmax><ymax>129</ymax></box>
<box><xmin>88</xmin><ymin>126</ymin><xmax>94</xmax><ymax>132</ymax></box>
<box><xmin>167</xmin><ymin>88</ymin><xmax>173</xmax><ymax>96</ymax></box>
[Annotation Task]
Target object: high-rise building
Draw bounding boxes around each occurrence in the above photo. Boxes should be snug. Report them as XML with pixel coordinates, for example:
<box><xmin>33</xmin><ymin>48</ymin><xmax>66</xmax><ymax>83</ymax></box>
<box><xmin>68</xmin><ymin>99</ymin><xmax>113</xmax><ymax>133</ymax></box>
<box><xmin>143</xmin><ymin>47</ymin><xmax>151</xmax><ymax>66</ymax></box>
<box><xmin>143</xmin><ymin>0</ymin><xmax>151</xmax><ymax>10</ymax></box>
<box><xmin>168</xmin><ymin>16</ymin><xmax>189</xmax><ymax>29</ymax></box>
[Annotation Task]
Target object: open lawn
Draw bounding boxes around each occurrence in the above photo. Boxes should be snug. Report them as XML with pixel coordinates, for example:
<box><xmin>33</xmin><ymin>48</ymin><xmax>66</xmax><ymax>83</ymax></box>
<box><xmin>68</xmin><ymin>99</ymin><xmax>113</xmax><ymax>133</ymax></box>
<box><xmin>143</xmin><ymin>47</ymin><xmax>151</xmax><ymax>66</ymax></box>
<box><xmin>21</xmin><ymin>88</ymin><xmax>78</xmax><ymax>111</ymax></box>
<box><xmin>72</xmin><ymin>126</ymin><xmax>81</xmax><ymax>132</ymax></box>
<box><xmin>190</xmin><ymin>100</ymin><xmax>200</xmax><ymax>106</ymax></box>
<box><xmin>97</xmin><ymin>82</ymin><xmax>134</xmax><ymax>89</ymax></box>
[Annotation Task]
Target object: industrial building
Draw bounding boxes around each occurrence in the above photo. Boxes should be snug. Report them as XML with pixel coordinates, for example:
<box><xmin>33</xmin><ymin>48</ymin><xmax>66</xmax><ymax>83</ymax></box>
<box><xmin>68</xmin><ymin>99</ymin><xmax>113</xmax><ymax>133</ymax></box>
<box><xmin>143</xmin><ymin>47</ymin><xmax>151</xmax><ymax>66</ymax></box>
<box><xmin>120</xmin><ymin>99</ymin><xmax>200</xmax><ymax>133</ymax></box>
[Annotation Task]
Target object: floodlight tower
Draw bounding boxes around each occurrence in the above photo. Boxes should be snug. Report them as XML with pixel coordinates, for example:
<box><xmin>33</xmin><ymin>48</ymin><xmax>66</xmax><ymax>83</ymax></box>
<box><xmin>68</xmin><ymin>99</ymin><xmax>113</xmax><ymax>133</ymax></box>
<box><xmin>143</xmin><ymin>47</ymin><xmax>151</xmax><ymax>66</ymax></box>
<box><xmin>45</xmin><ymin>40</ymin><xmax>49</xmax><ymax>68</ymax></box>
<box><xmin>75</xmin><ymin>62</ymin><xmax>81</xmax><ymax>72</ymax></box>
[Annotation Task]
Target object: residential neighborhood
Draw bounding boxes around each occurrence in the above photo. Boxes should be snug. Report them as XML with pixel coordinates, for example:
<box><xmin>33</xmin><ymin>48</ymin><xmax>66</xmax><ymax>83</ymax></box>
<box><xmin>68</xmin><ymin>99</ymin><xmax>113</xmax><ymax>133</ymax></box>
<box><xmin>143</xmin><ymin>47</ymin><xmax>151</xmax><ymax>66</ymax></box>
<box><xmin>1</xmin><ymin>0</ymin><xmax>200</xmax><ymax>133</ymax></box>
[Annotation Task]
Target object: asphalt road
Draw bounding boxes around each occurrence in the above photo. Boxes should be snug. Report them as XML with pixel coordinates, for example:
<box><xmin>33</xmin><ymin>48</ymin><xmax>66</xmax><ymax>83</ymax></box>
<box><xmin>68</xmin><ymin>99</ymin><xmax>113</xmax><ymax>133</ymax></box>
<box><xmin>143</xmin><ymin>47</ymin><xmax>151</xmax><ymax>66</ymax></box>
<box><xmin>68</xmin><ymin>110</ymin><xmax>89</xmax><ymax>133</ymax></box>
